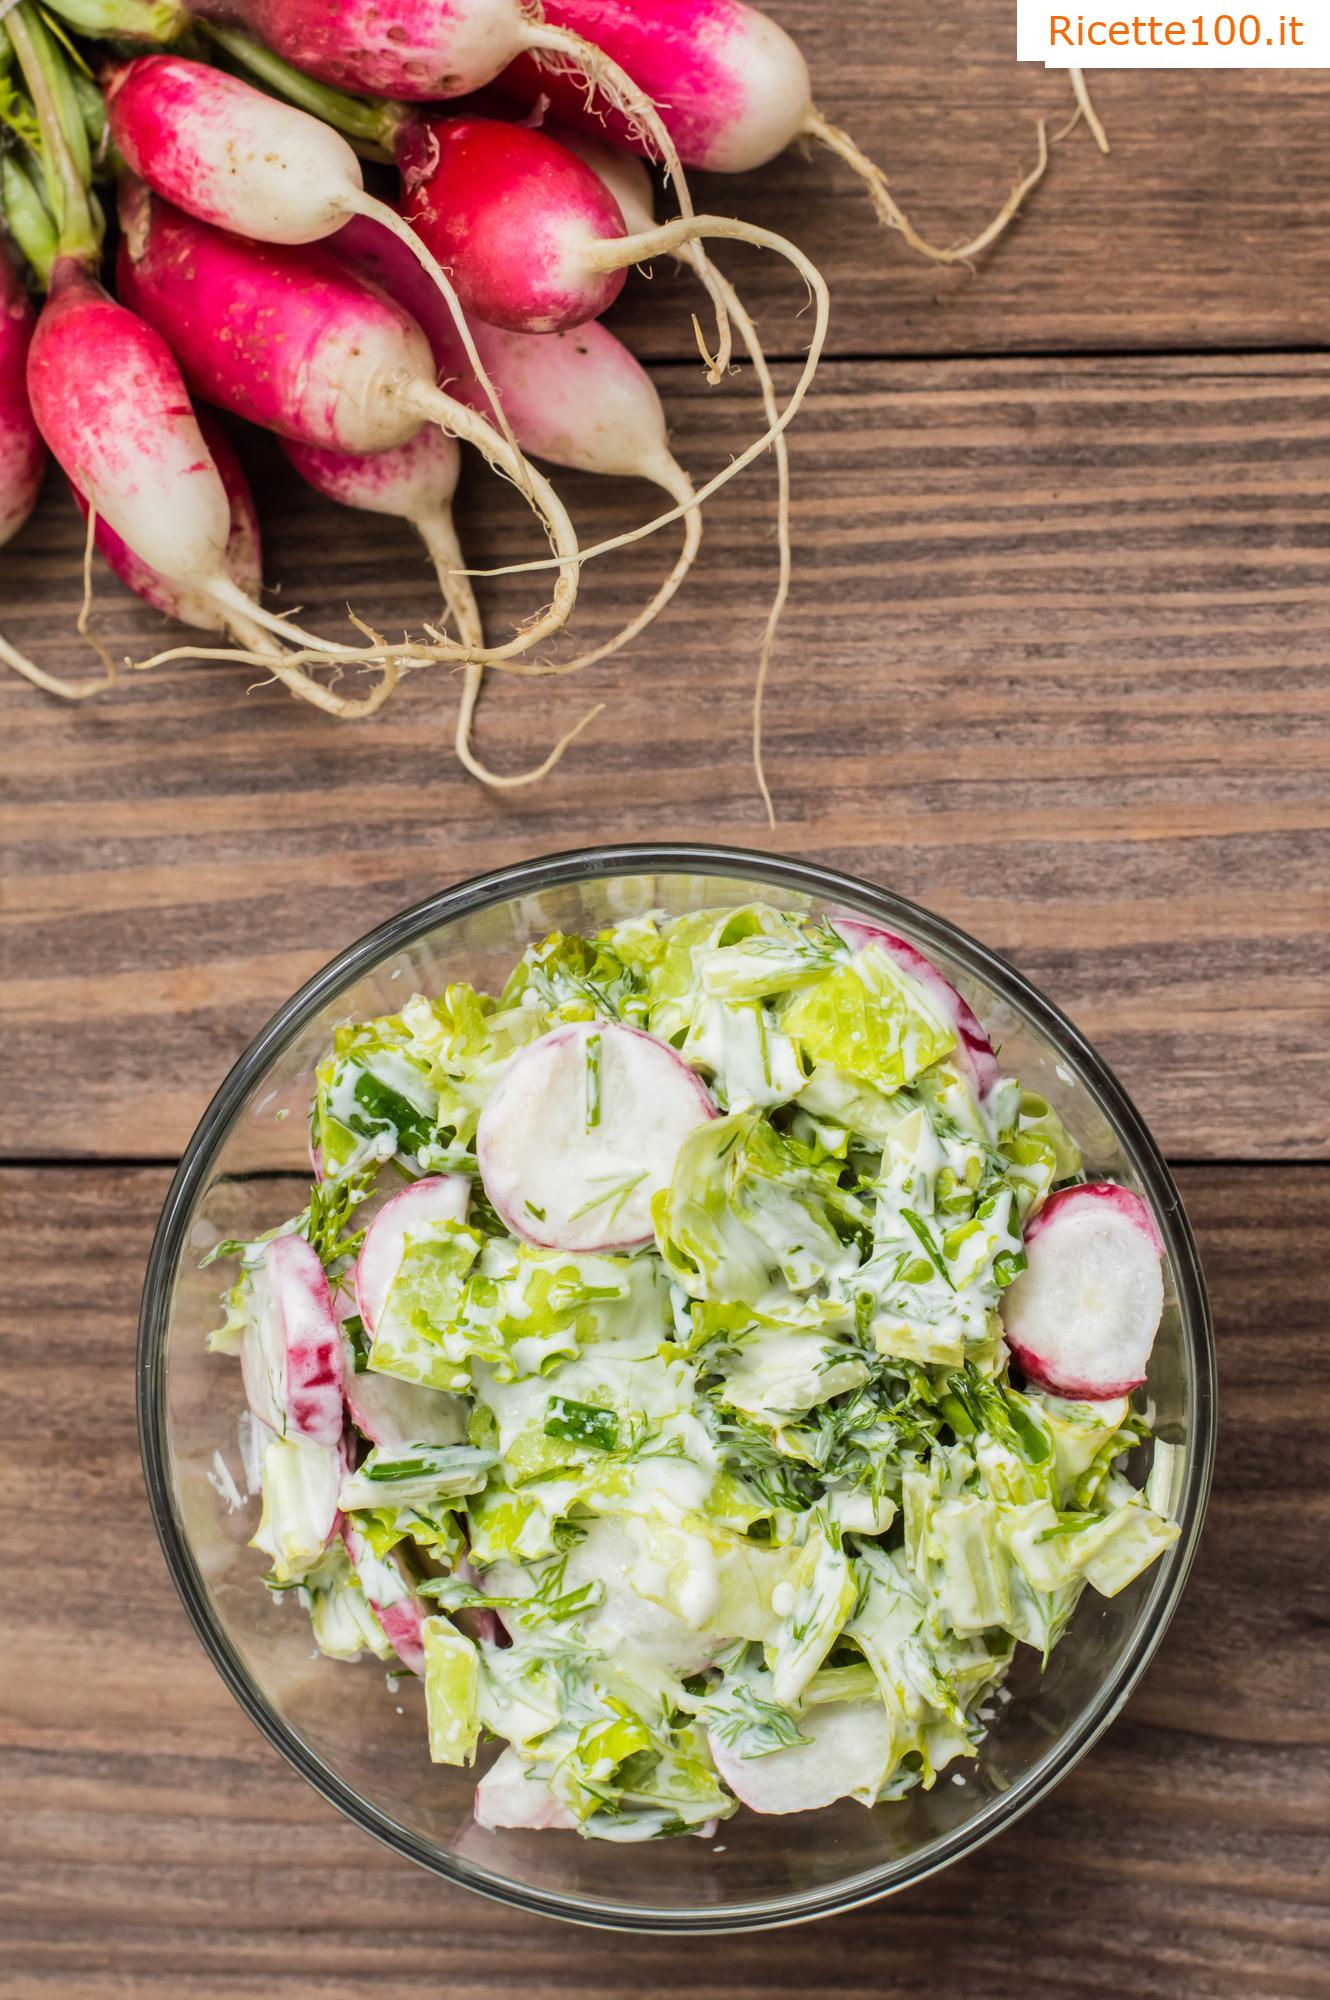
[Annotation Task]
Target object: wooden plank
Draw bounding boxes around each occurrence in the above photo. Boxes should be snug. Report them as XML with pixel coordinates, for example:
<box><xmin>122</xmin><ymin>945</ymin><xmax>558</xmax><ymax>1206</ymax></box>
<box><xmin>2</xmin><ymin>1162</ymin><xmax>1325</xmax><ymax>1997</ymax></box>
<box><xmin>549</xmin><ymin>0</ymin><xmax>1330</xmax><ymax>361</ymax></box>
<box><xmin>4</xmin><ymin>355</ymin><xmax>1326</xmax><ymax>1161</ymax></box>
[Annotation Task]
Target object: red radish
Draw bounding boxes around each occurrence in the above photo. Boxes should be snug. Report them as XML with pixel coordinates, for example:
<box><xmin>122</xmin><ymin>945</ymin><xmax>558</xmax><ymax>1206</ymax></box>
<box><xmin>281</xmin><ymin>426</ymin><xmax>604</xmax><ymax>787</ymax></box>
<box><xmin>25</xmin><ymin>260</ymin><xmax>374</xmax><ymax>668</ymax></box>
<box><xmin>0</xmin><ymin>241</ymin><xmax>44</xmax><ymax>551</ymax></box>
<box><xmin>115</xmin><ymin>182</ymin><xmax>582</xmax><ymax>676</ymax></box>
<box><xmin>191</xmin><ymin>0</ymin><xmax>742</xmax><ymax>360</ymax></box>
<box><xmin>336</xmin><ymin>1272</ymin><xmax>467</xmax><ymax>1448</ymax></box>
<box><xmin>354</xmin><ymin>1175</ymin><xmax>471</xmax><ymax>1339</ymax></box>
<box><xmin>341</xmin><ymin>1516</ymin><xmax>427</xmax><ymax>1674</ymax></box>
<box><xmin>499</xmin><ymin>0</ymin><xmax>1054</xmax><ymax>264</ymax></box>
<box><xmin>708</xmin><ymin>1698</ymin><xmax>894</xmax><ymax>1815</ymax></box>
<box><xmin>476</xmin><ymin>1020</ymin><xmax>716</xmax><ymax>1253</ymax></box>
<box><xmin>102</xmin><ymin>55</ymin><xmax>526</xmax><ymax>464</ymax></box>
<box><xmin>1002</xmin><ymin>1183</ymin><xmax>1166</xmax><ymax>1400</ymax></box>
<box><xmin>834</xmin><ymin>917</ymin><xmax>1001</xmax><ymax>1104</ymax></box>
<box><xmin>475</xmin><ymin>1747</ymin><xmax>578</xmax><ymax>1830</ymax></box>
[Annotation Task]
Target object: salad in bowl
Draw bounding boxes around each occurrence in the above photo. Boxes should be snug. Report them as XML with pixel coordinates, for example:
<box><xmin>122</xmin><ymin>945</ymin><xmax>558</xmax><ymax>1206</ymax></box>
<box><xmin>204</xmin><ymin>897</ymin><xmax>1181</xmax><ymax>1845</ymax></box>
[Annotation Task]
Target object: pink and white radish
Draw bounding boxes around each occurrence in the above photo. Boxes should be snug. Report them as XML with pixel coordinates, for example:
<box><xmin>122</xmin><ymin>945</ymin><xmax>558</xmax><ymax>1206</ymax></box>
<box><xmin>191</xmin><ymin>0</ymin><xmax>740</xmax><ymax>374</ymax></box>
<box><xmin>834</xmin><ymin>917</ymin><xmax>1001</xmax><ymax>1104</ymax></box>
<box><xmin>102</xmin><ymin>54</ymin><xmax>527</xmax><ymax>465</ymax></box>
<box><xmin>115</xmin><ymin>181</ymin><xmax>581</xmax><ymax>678</ymax></box>
<box><xmin>354</xmin><ymin>1174</ymin><xmax>472</xmax><ymax>1339</ymax></box>
<box><xmin>476</xmin><ymin>1020</ymin><xmax>715</xmax><ymax>1253</ymax></box>
<box><xmin>341</xmin><ymin>1515</ymin><xmax>427</xmax><ymax>1673</ymax></box>
<box><xmin>241</xmin><ymin>1232</ymin><xmax>346</xmax><ymax>1443</ymax></box>
<box><xmin>498</xmin><ymin>0</ymin><xmax>1054</xmax><ymax>264</ymax></box>
<box><xmin>1002</xmin><ymin>1183</ymin><xmax>1166</xmax><ymax>1400</ymax></box>
<box><xmin>391</xmin><ymin>115</ymin><xmax>825</xmax><ymax>631</ymax></box>
<box><xmin>708</xmin><ymin>1697</ymin><xmax>894</xmax><ymax>1815</ymax></box>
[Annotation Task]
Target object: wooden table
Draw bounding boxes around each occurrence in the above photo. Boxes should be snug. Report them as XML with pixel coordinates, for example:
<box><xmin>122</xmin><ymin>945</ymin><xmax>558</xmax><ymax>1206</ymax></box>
<box><xmin>3</xmin><ymin>6</ymin><xmax>1328</xmax><ymax>1992</ymax></box>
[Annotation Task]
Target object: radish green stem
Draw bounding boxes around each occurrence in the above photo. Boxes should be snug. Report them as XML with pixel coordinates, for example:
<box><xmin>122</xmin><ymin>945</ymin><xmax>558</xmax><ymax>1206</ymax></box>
<box><xmin>8</xmin><ymin>4</ymin><xmax>98</xmax><ymax>264</ymax></box>
<box><xmin>201</xmin><ymin>22</ymin><xmax>399</xmax><ymax>155</ymax></box>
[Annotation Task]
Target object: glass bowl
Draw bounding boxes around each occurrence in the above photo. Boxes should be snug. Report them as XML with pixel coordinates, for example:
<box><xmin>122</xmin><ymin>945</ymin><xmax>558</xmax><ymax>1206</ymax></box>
<box><xmin>138</xmin><ymin>842</ymin><xmax>1216</xmax><ymax>1932</ymax></box>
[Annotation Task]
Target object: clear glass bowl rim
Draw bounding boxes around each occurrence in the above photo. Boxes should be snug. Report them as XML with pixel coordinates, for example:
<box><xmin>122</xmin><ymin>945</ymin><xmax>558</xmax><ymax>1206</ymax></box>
<box><xmin>137</xmin><ymin>840</ymin><xmax>1217</xmax><ymax>1935</ymax></box>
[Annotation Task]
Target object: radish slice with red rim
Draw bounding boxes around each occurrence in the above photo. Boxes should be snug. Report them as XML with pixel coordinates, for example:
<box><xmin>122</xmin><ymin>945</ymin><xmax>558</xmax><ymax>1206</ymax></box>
<box><xmin>1002</xmin><ymin>1182</ymin><xmax>1165</xmax><ymax>1400</ymax></box>
<box><xmin>709</xmin><ymin>1699</ymin><xmax>894</xmax><ymax>1815</ymax></box>
<box><xmin>354</xmin><ymin>1174</ymin><xmax>471</xmax><ymax>1338</ymax></box>
<box><xmin>241</xmin><ymin>1234</ymin><xmax>344</xmax><ymax>1445</ymax></box>
<box><xmin>341</xmin><ymin>1517</ymin><xmax>427</xmax><ymax>1675</ymax></box>
<box><xmin>477</xmin><ymin>1021</ymin><xmax>716</xmax><ymax>1253</ymax></box>
<box><xmin>833</xmin><ymin>917</ymin><xmax>1000</xmax><ymax>1102</ymax></box>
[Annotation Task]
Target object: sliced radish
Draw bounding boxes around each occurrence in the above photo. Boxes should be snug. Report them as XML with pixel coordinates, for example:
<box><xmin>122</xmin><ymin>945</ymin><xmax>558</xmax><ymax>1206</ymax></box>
<box><xmin>474</xmin><ymin>1747</ymin><xmax>578</xmax><ymax>1831</ymax></box>
<box><xmin>240</xmin><ymin>1234</ymin><xmax>344</xmax><ymax>1445</ymax></box>
<box><xmin>339</xmin><ymin>1290</ymin><xmax>468</xmax><ymax>1449</ymax></box>
<box><xmin>477</xmin><ymin>1021</ymin><xmax>715</xmax><ymax>1252</ymax></box>
<box><xmin>341</xmin><ymin>1517</ymin><xmax>427</xmax><ymax>1675</ymax></box>
<box><xmin>1002</xmin><ymin>1183</ymin><xmax>1165</xmax><ymax>1399</ymax></box>
<box><xmin>354</xmin><ymin>1174</ymin><xmax>471</xmax><ymax>1337</ymax></box>
<box><xmin>834</xmin><ymin>917</ymin><xmax>1000</xmax><ymax>1103</ymax></box>
<box><xmin>708</xmin><ymin>1699</ymin><xmax>894</xmax><ymax>1816</ymax></box>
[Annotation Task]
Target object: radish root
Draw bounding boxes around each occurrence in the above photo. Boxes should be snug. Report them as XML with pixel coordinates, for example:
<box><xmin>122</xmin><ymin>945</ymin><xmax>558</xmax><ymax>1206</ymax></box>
<box><xmin>523</xmin><ymin>19</ymin><xmax>733</xmax><ymax>383</ymax></box>
<box><xmin>804</xmin><ymin>107</ymin><xmax>1051</xmax><ymax>266</ymax></box>
<box><xmin>1068</xmin><ymin>68</ymin><xmax>1110</xmax><ymax>155</ymax></box>
<box><xmin>0</xmin><ymin>626</ymin><xmax>116</xmax><ymax>699</ymax></box>
<box><xmin>469</xmin><ymin>213</ymin><xmax>826</xmax><ymax>585</ymax></box>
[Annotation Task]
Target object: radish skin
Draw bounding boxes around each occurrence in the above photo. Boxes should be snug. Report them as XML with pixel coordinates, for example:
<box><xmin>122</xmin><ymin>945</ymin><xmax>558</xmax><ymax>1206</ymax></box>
<box><xmin>499</xmin><ymin>0</ymin><xmax>1054</xmax><ymax>264</ymax></box>
<box><xmin>115</xmin><ymin>183</ymin><xmax>582</xmax><ymax>678</ymax></box>
<box><xmin>265</xmin><ymin>1233</ymin><xmax>346</xmax><ymax>1445</ymax></box>
<box><xmin>833</xmin><ymin>917</ymin><xmax>1001</xmax><ymax>1104</ymax></box>
<box><xmin>24</xmin><ymin>258</ymin><xmax>375</xmax><ymax>676</ymax></box>
<box><xmin>341</xmin><ymin>1516</ymin><xmax>427</xmax><ymax>1674</ymax></box>
<box><xmin>189</xmin><ymin>0</ymin><xmax>738</xmax><ymax>375</ymax></box>
<box><xmin>103</xmin><ymin>55</ymin><xmax>527</xmax><ymax>463</ymax></box>
<box><xmin>355</xmin><ymin>1175</ymin><xmax>472</xmax><ymax>1339</ymax></box>
<box><xmin>476</xmin><ymin>1020</ymin><xmax>716</xmax><ymax>1252</ymax></box>
<box><xmin>1003</xmin><ymin>1183</ymin><xmax>1166</xmax><ymax>1400</ymax></box>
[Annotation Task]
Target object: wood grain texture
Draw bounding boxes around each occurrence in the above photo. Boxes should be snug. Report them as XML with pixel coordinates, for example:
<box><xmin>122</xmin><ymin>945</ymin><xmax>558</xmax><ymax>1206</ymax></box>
<box><xmin>2</xmin><ymin>1162</ymin><xmax>1325</xmax><ymax>1998</ymax></box>
<box><xmin>4</xmin><ymin>356</ymin><xmax>1327</xmax><ymax>1161</ymax></box>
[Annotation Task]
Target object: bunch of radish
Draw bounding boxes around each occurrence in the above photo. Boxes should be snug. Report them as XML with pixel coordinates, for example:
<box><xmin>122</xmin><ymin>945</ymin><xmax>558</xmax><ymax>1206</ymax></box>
<box><xmin>0</xmin><ymin>1</ymin><xmax>1096</xmax><ymax>804</ymax></box>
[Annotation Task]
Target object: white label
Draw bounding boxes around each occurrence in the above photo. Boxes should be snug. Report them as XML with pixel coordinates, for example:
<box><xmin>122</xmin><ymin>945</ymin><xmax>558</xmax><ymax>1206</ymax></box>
<box><xmin>1017</xmin><ymin>4</ymin><xmax>1330</xmax><ymax>64</ymax></box>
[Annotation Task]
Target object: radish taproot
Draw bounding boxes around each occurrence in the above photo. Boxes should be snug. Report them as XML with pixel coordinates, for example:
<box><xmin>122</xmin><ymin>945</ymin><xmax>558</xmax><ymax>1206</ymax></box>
<box><xmin>280</xmin><ymin>427</ymin><xmax>602</xmax><ymax>785</ymax></box>
<box><xmin>1002</xmin><ymin>1183</ymin><xmax>1165</xmax><ymax>1400</ymax></box>
<box><xmin>331</xmin><ymin>209</ymin><xmax>701</xmax><ymax>780</ymax></box>
<box><xmin>834</xmin><ymin>917</ymin><xmax>1001</xmax><ymax>1105</ymax></box>
<box><xmin>497</xmin><ymin>0</ymin><xmax>1055</xmax><ymax>264</ymax></box>
<box><xmin>552</xmin><ymin>119</ymin><xmax>790</xmax><ymax>820</ymax></box>
<box><xmin>476</xmin><ymin>1020</ymin><xmax>716</xmax><ymax>1252</ymax></box>
<box><xmin>354</xmin><ymin>1175</ymin><xmax>472</xmax><ymax>1339</ymax></box>
<box><xmin>114</xmin><ymin>181</ymin><xmax>583</xmax><ymax>680</ymax></box>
